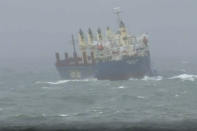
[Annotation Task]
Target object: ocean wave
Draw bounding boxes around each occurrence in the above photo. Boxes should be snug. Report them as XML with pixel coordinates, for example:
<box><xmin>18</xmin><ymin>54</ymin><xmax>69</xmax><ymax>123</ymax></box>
<box><xmin>40</xmin><ymin>86</ymin><xmax>51</xmax><ymax>89</ymax></box>
<box><xmin>14</xmin><ymin>114</ymin><xmax>46</xmax><ymax>120</ymax></box>
<box><xmin>129</xmin><ymin>78</ymin><xmax>138</xmax><ymax>80</ymax></box>
<box><xmin>47</xmin><ymin>80</ymin><xmax>71</xmax><ymax>85</ymax></box>
<box><xmin>35</xmin><ymin>78</ymin><xmax>97</xmax><ymax>85</ymax></box>
<box><xmin>118</xmin><ymin>86</ymin><xmax>127</xmax><ymax>89</ymax></box>
<box><xmin>128</xmin><ymin>76</ymin><xmax>163</xmax><ymax>81</ymax></box>
<box><xmin>35</xmin><ymin>80</ymin><xmax>71</xmax><ymax>85</ymax></box>
<box><xmin>40</xmin><ymin>86</ymin><xmax>64</xmax><ymax>90</ymax></box>
<box><xmin>58</xmin><ymin>114</ymin><xmax>69</xmax><ymax>117</ymax></box>
<box><xmin>137</xmin><ymin>96</ymin><xmax>145</xmax><ymax>99</ymax></box>
<box><xmin>169</xmin><ymin>74</ymin><xmax>197</xmax><ymax>81</ymax></box>
<box><xmin>142</xmin><ymin>76</ymin><xmax>163</xmax><ymax>81</ymax></box>
<box><xmin>175</xmin><ymin>94</ymin><xmax>180</xmax><ymax>97</ymax></box>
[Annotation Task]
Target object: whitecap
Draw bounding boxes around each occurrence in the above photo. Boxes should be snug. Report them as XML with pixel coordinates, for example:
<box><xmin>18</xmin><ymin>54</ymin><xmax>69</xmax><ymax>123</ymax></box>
<box><xmin>41</xmin><ymin>113</ymin><xmax>46</xmax><ymax>117</ymax></box>
<box><xmin>40</xmin><ymin>86</ymin><xmax>63</xmax><ymax>90</ymax></box>
<box><xmin>137</xmin><ymin>96</ymin><xmax>145</xmax><ymax>99</ymax></box>
<box><xmin>142</xmin><ymin>76</ymin><xmax>163</xmax><ymax>81</ymax></box>
<box><xmin>40</xmin><ymin>86</ymin><xmax>50</xmax><ymax>89</ymax></box>
<box><xmin>35</xmin><ymin>78</ymin><xmax>97</xmax><ymax>85</ymax></box>
<box><xmin>129</xmin><ymin>78</ymin><xmax>138</xmax><ymax>80</ymax></box>
<box><xmin>175</xmin><ymin>94</ymin><xmax>180</xmax><ymax>97</ymax></box>
<box><xmin>58</xmin><ymin>114</ymin><xmax>69</xmax><ymax>117</ymax></box>
<box><xmin>47</xmin><ymin>80</ymin><xmax>70</xmax><ymax>85</ymax></box>
<box><xmin>98</xmin><ymin>111</ymin><xmax>103</xmax><ymax>114</ymax></box>
<box><xmin>35</xmin><ymin>80</ymin><xmax>71</xmax><ymax>85</ymax></box>
<box><xmin>169</xmin><ymin>74</ymin><xmax>197</xmax><ymax>81</ymax></box>
<box><xmin>118</xmin><ymin>86</ymin><xmax>126</xmax><ymax>89</ymax></box>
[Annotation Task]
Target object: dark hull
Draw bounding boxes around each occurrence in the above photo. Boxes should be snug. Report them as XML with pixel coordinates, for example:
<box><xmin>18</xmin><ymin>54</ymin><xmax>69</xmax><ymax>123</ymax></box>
<box><xmin>56</xmin><ymin>54</ymin><xmax>153</xmax><ymax>80</ymax></box>
<box><xmin>95</xmin><ymin>55</ymin><xmax>153</xmax><ymax>80</ymax></box>
<box><xmin>56</xmin><ymin>65</ymin><xmax>95</xmax><ymax>80</ymax></box>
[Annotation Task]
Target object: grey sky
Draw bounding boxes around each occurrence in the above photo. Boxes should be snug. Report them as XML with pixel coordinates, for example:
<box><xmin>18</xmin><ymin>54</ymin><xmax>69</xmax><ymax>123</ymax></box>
<box><xmin>0</xmin><ymin>0</ymin><xmax>197</xmax><ymax>65</ymax></box>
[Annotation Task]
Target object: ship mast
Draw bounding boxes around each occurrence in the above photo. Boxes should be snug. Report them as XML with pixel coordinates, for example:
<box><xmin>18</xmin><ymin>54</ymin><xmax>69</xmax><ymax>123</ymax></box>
<box><xmin>72</xmin><ymin>34</ymin><xmax>77</xmax><ymax>58</ymax></box>
<box><xmin>113</xmin><ymin>7</ymin><xmax>122</xmax><ymax>27</ymax></box>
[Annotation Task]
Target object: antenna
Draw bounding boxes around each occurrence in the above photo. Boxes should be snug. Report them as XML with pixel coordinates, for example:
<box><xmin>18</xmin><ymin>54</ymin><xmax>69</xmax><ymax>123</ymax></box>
<box><xmin>113</xmin><ymin>7</ymin><xmax>122</xmax><ymax>25</ymax></box>
<box><xmin>72</xmin><ymin>34</ymin><xmax>77</xmax><ymax>58</ymax></box>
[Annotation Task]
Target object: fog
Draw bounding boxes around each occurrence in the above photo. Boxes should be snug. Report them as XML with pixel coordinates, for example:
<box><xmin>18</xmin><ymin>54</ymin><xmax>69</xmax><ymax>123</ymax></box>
<box><xmin>0</xmin><ymin>0</ymin><xmax>197</xmax><ymax>67</ymax></box>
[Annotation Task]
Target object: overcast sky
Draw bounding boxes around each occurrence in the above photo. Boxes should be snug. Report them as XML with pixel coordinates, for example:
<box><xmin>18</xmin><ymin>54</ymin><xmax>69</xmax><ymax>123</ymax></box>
<box><xmin>0</xmin><ymin>0</ymin><xmax>197</xmax><ymax>65</ymax></box>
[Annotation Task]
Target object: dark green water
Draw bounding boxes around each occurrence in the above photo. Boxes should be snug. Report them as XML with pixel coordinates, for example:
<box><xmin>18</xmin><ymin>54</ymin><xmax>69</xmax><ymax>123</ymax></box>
<box><xmin>0</xmin><ymin>60</ymin><xmax>197</xmax><ymax>129</ymax></box>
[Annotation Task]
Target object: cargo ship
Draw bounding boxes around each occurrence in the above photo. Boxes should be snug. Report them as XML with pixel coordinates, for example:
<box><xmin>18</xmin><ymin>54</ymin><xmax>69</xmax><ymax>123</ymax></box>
<box><xmin>55</xmin><ymin>34</ymin><xmax>95</xmax><ymax>79</ymax></box>
<box><xmin>55</xmin><ymin>8</ymin><xmax>154</xmax><ymax>80</ymax></box>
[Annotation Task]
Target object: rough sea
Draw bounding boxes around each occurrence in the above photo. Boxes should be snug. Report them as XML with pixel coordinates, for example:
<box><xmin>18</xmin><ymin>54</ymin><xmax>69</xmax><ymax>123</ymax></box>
<box><xmin>1</xmin><ymin>59</ymin><xmax>197</xmax><ymax>130</ymax></box>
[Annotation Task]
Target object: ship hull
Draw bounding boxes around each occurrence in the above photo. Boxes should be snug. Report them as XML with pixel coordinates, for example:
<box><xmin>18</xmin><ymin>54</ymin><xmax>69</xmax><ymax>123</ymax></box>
<box><xmin>56</xmin><ymin>65</ymin><xmax>95</xmax><ymax>80</ymax></box>
<box><xmin>56</xmin><ymin>54</ymin><xmax>153</xmax><ymax>80</ymax></box>
<box><xmin>95</xmin><ymin>54</ymin><xmax>153</xmax><ymax>80</ymax></box>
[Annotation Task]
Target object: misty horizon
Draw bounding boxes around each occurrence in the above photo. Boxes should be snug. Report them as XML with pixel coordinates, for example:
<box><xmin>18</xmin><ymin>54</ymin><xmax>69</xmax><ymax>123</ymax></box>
<box><xmin>0</xmin><ymin>0</ymin><xmax>197</xmax><ymax>66</ymax></box>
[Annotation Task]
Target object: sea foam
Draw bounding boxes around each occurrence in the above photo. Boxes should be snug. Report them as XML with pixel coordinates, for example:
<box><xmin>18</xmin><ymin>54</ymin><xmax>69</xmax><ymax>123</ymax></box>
<box><xmin>118</xmin><ymin>86</ymin><xmax>127</xmax><ymax>89</ymax></box>
<box><xmin>137</xmin><ymin>96</ymin><xmax>145</xmax><ymax>99</ymax></box>
<box><xmin>169</xmin><ymin>74</ymin><xmax>197</xmax><ymax>81</ymax></box>
<box><xmin>35</xmin><ymin>78</ymin><xmax>97</xmax><ymax>85</ymax></box>
<box><xmin>58</xmin><ymin>114</ymin><xmax>69</xmax><ymax>117</ymax></box>
<box><xmin>35</xmin><ymin>80</ymin><xmax>69</xmax><ymax>85</ymax></box>
<box><xmin>129</xmin><ymin>76</ymin><xmax>163</xmax><ymax>81</ymax></box>
<box><xmin>142</xmin><ymin>76</ymin><xmax>163</xmax><ymax>81</ymax></box>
